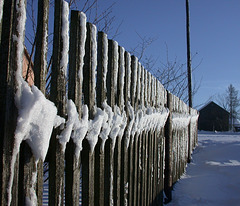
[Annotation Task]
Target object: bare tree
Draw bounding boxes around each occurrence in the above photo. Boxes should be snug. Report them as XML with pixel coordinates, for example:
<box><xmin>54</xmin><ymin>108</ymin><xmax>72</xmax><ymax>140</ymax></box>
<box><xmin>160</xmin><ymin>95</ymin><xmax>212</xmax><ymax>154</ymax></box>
<box><xmin>130</xmin><ymin>34</ymin><xmax>201</xmax><ymax>104</ymax></box>
<box><xmin>153</xmin><ymin>50</ymin><xmax>200</xmax><ymax>103</ymax></box>
<box><xmin>216</xmin><ymin>84</ymin><xmax>240</xmax><ymax>131</ymax></box>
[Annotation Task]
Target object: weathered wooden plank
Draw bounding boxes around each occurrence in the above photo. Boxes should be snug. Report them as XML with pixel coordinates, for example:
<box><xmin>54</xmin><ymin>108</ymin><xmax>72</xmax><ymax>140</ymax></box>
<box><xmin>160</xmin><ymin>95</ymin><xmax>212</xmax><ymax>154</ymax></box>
<box><xmin>152</xmin><ymin>131</ymin><xmax>158</xmax><ymax>204</ymax></box>
<box><xmin>117</xmin><ymin>46</ymin><xmax>125</xmax><ymax>111</ymax></box>
<box><xmin>113</xmin><ymin>45</ymin><xmax>125</xmax><ymax>206</ymax></box>
<box><xmin>104</xmin><ymin>39</ymin><xmax>118</xmax><ymax>206</ymax></box>
<box><xmin>96</xmin><ymin>32</ymin><xmax>108</xmax><ymax>107</ymax></box>
<box><xmin>164</xmin><ymin>91</ymin><xmax>173</xmax><ymax>203</ymax></box>
<box><xmin>114</xmin><ymin>135</ymin><xmax>122</xmax><ymax>206</ymax></box>
<box><xmin>106</xmin><ymin>40</ymin><xmax>118</xmax><ymax>107</ymax></box>
<box><xmin>137</xmin><ymin>132</ymin><xmax>142</xmax><ymax>206</ymax></box>
<box><xmin>0</xmin><ymin>0</ymin><xmax>27</xmax><ymax>205</ymax></box>
<box><xmin>127</xmin><ymin>55</ymin><xmax>137</xmax><ymax>206</ymax></box>
<box><xmin>95</xmin><ymin>31</ymin><xmax>108</xmax><ymax>206</ymax></box>
<box><xmin>132</xmin><ymin>133</ymin><xmax>139</xmax><ymax>206</ymax></box>
<box><xmin>130</xmin><ymin>56</ymin><xmax>138</xmax><ymax>107</ymax></box>
<box><xmin>147</xmin><ymin>73</ymin><xmax>154</xmax><ymax>205</ymax></box>
<box><xmin>140</xmin><ymin>131</ymin><xmax>147</xmax><ymax>206</ymax></box>
<box><xmin>151</xmin><ymin>76</ymin><xmax>157</xmax><ymax>205</ymax></box>
<box><xmin>142</xmin><ymin>68</ymin><xmax>149</xmax><ymax>206</ymax></box>
<box><xmin>27</xmin><ymin>1</ymin><xmax>49</xmax><ymax>205</ymax></box>
<box><xmin>159</xmin><ymin>132</ymin><xmax>165</xmax><ymax>206</ymax></box>
<box><xmin>65</xmin><ymin>10</ymin><xmax>86</xmax><ymax>206</ymax></box>
<box><xmin>120</xmin><ymin>51</ymin><xmax>131</xmax><ymax>206</ymax></box>
<box><xmin>68</xmin><ymin>10</ymin><xmax>86</xmax><ymax>112</ymax></box>
<box><xmin>0</xmin><ymin>0</ymin><xmax>16</xmax><ymax>205</ymax></box>
<box><xmin>137</xmin><ymin>65</ymin><xmax>144</xmax><ymax>206</ymax></box>
<box><xmin>188</xmin><ymin>108</ymin><xmax>192</xmax><ymax>163</ymax></box>
<box><xmin>48</xmin><ymin>0</ymin><xmax>66</xmax><ymax>205</ymax></box>
<box><xmin>82</xmin><ymin>22</ymin><xmax>97</xmax><ymax>118</ymax></box>
<box><xmin>82</xmin><ymin>22</ymin><xmax>97</xmax><ymax>206</ymax></box>
<box><xmin>34</xmin><ymin>0</ymin><xmax>49</xmax><ymax>94</ymax></box>
<box><xmin>132</xmin><ymin>61</ymin><xmax>141</xmax><ymax>206</ymax></box>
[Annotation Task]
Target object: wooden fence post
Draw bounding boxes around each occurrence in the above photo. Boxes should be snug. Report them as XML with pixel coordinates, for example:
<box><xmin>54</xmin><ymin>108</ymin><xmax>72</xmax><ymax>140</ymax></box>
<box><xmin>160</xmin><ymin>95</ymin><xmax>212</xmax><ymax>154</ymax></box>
<box><xmin>132</xmin><ymin>61</ymin><xmax>141</xmax><ymax>205</ymax></box>
<box><xmin>142</xmin><ymin>68</ymin><xmax>149</xmax><ymax>206</ymax></box>
<box><xmin>188</xmin><ymin>108</ymin><xmax>192</xmax><ymax>163</ymax></box>
<box><xmin>25</xmin><ymin>1</ymin><xmax>49</xmax><ymax>205</ymax></box>
<box><xmin>138</xmin><ymin>65</ymin><xmax>145</xmax><ymax>206</ymax></box>
<box><xmin>0</xmin><ymin>0</ymin><xmax>16</xmax><ymax>204</ymax></box>
<box><xmin>0</xmin><ymin>0</ymin><xmax>28</xmax><ymax>205</ymax></box>
<box><xmin>104</xmin><ymin>39</ymin><xmax>118</xmax><ymax>206</ymax></box>
<box><xmin>164</xmin><ymin>91</ymin><xmax>173</xmax><ymax>203</ymax></box>
<box><xmin>113</xmin><ymin>45</ymin><xmax>125</xmax><ymax>206</ymax></box>
<box><xmin>65</xmin><ymin>10</ymin><xmax>86</xmax><ymax>206</ymax></box>
<box><xmin>120</xmin><ymin>51</ymin><xmax>131</xmax><ymax>206</ymax></box>
<box><xmin>49</xmin><ymin>0</ymin><xmax>66</xmax><ymax>205</ymax></box>
<box><xmin>95</xmin><ymin>31</ymin><xmax>108</xmax><ymax>206</ymax></box>
<box><xmin>82</xmin><ymin>22</ymin><xmax>97</xmax><ymax>206</ymax></box>
<box><xmin>127</xmin><ymin>55</ymin><xmax>137</xmax><ymax>206</ymax></box>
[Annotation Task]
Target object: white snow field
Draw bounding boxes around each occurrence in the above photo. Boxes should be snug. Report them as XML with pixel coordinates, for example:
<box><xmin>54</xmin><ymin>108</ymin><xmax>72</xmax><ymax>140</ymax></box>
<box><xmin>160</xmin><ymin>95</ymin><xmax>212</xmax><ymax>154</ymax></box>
<box><xmin>167</xmin><ymin>131</ymin><xmax>240</xmax><ymax>206</ymax></box>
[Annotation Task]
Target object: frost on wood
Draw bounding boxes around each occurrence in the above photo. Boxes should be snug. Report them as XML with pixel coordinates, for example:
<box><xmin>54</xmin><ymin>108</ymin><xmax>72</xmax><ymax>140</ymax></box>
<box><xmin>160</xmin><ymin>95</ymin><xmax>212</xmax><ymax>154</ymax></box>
<box><xmin>78</xmin><ymin>12</ymin><xmax>87</xmax><ymax>81</ymax></box>
<box><xmin>125</xmin><ymin>102</ymin><xmax>169</xmax><ymax>148</ymax></box>
<box><xmin>133</xmin><ymin>106</ymin><xmax>169</xmax><ymax>136</ymax></box>
<box><xmin>9</xmin><ymin>0</ymin><xmax>64</xmax><ymax>205</ymax></box>
<box><xmin>99</xmin><ymin>100</ymin><xmax>113</xmax><ymax>150</ymax></box>
<box><xmin>172</xmin><ymin>113</ymin><xmax>191</xmax><ymax>129</ymax></box>
<box><xmin>71</xmin><ymin>104</ymin><xmax>89</xmax><ymax>157</ymax></box>
<box><xmin>119</xmin><ymin>46</ymin><xmax>125</xmax><ymax>108</ymax></box>
<box><xmin>43</xmin><ymin>5</ymin><xmax>48</xmax><ymax>75</ymax></box>
<box><xmin>101</xmin><ymin>33</ymin><xmax>108</xmax><ymax>92</ymax></box>
<box><xmin>125</xmin><ymin>52</ymin><xmax>131</xmax><ymax>100</ymax></box>
<box><xmin>25</xmin><ymin>162</ymin><xmax>38</xmax><ymax>206</ymax></box>
<box><xmin>12</xmin><ymin>80</ymin><xmax>64</xmax><ymax>205</ymax></box>
<box><xmin>15</xmin><ymin>82</ymin><xmax>65</xmax><ymax>161</ymax></box>
<box><xmin>109</xmin><ymin>105</ymin><xmax>127</xmax><ymax>149</ymax></box>
<box><xmin>85</xmin><ymin>107</ymin><xmax>105</xmax><ymax>153</ymax></box>
<box><xmin>60</xmin><ymin>0</ymin><xmax>69</xmax><ymax>78</ymax></box>
<box><xmin>91</xmin><ymin>23</ymin><xmax>97</xmax><ymax>96</ymax></box>
<box><xmin>58</xmin><ymin>100</ymin><xmax>88</xmax><ymax>156</ymax></box>
<box><xmin>125</xmin><ymin>101</ymin><xmax>135</xmax><ymax>148</ymax></box>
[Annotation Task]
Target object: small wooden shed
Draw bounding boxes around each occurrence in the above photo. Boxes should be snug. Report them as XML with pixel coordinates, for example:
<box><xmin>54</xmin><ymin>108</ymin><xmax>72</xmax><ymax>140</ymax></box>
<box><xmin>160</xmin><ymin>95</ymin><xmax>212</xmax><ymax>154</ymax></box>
<box><xmin>198</xmin><ymin>101</ymin><xmax>229</xmax><ymax>131</ymax></box>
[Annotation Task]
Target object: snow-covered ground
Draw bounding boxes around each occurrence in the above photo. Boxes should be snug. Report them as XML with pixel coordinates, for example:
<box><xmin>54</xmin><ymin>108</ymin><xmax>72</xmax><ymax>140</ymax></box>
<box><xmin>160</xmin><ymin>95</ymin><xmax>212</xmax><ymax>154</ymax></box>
<box><xmin>167</xmin><ymin>131</ymin><xmax>240</xmax><ymax>206</ymax></box>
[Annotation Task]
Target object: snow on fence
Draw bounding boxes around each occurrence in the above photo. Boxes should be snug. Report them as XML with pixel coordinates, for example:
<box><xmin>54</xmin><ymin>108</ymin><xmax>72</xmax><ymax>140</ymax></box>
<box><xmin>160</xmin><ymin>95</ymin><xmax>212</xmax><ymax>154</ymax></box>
<box><xmin>0</xmin><ymin>1</ymin><xmax>198</xmax><ymax>205</ymax></box>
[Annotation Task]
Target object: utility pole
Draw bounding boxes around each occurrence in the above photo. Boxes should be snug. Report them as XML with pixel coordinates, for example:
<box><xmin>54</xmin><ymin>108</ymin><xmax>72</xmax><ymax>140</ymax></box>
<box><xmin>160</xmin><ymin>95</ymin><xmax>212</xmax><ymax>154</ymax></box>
<box><xmin>186</xmin><ymin>0</ymin><xmax>193</xmax><ymax>107</ymax></box>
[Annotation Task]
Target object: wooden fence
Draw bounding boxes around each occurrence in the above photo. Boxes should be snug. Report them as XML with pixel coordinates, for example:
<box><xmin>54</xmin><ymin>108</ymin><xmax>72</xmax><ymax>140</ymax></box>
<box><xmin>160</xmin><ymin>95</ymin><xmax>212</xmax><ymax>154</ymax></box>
<box><xmin>0</xmin><ymin>1</ymin><xmax>198</xmax><ymax>205</ymax></box>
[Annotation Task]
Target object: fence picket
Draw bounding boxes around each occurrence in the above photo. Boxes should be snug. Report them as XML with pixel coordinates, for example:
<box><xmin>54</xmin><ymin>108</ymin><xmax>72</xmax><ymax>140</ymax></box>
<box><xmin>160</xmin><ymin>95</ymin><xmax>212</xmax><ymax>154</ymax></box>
<box><xmin>113</xmin><ymin>45</ymin><xmax>125</xmax><ymax>206</ymax></box>
<box><xmin>0</xmin><ymin>1</ymin><xmax>25</xmax><ymax>205</ymax></box>
<box><xmin>81</xmin><ymin>22</ymin><xmax>97</xmax><ymax>206</ymax></box>
<box><xmin>120</xmin><ymin>51</ymin><xmax>131</xmax><ymax>206</ymax></box>
<box><xmin>104</xmin><ymin>39</ymin><xmax>119</xmax><ymax>206</ymax></box>
<box><xmin>94</xmin><ymin>31</ymin><xmax>108</xmax><ymax>206</ymax></box>
<box><xmin>48</xmin><ymin>1</ymin><xmax>66</xmax><ymax>205</ymax></box>
<box><xmin>32</xmin><ymin>1</ymin><xmax>49</xmax><ymax>205</ymax></box>
<box><xmin>65</xmin><ymin>10</ymin><xmax>86</xmax><ymax>206</ymax></box>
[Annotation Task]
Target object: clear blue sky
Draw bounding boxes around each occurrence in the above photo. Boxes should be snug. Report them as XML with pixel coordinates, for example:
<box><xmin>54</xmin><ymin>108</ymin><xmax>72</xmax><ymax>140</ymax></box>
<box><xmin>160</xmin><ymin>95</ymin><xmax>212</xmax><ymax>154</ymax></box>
<box><xmin>100</xmin><ymin>0</ymin><xmax>240</xmax><ymax>108</ymax></box>
<box><xmin>25</xmin><ymin>0</ymin><xmax>240</xmax><ymax>108</ymax></box>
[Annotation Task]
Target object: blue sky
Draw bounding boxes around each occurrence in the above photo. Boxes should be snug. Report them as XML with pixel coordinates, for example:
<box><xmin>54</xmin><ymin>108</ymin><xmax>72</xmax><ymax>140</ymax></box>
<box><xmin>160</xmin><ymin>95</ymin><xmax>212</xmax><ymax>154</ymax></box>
<box><xmin>25</xmin><ymin>0</ymin><xmax>240</xmax><ymax>108</ymax></box>
<box><xmin>101</xmin><ymin>0</ymin><xmax>240</xmax><ymax>108</ymax></box>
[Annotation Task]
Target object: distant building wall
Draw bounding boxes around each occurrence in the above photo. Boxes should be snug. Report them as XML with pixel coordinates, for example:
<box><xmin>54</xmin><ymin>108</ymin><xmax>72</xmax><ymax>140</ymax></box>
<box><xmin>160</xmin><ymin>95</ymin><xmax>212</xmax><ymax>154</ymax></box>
<box><xmin>22</xmin><ymin>47</ymin><xmax>34</xmax><ymax>86</ymax></box>
<box><xmin>198</xmin><ymin>101</ymin><xmax>229</xmax><ymax>131</ymax></box>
